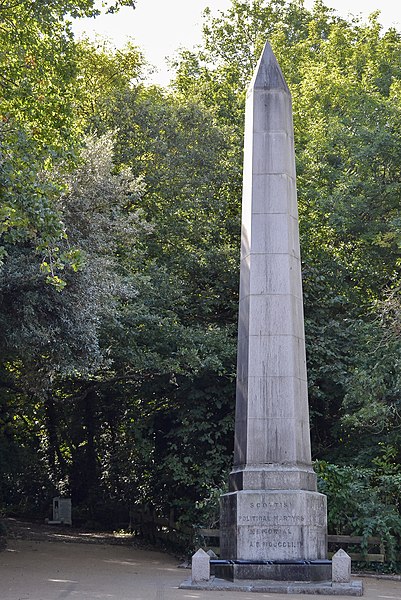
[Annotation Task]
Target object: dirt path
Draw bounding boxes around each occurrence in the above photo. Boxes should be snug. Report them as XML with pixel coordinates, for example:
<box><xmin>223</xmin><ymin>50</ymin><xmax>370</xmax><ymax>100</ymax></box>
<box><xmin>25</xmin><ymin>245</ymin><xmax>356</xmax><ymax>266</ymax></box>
<box><xmin>4</xmin><ymin>517</ymin><xmax>138</xmax><ymax>546</ymax></box>
<box><xmin>1</xmin><ymin>522</ymin><xmax>401</xmax><ymax>600</ymax></box>
<box><xmin>1</xmin><ymin>538</ymin><xmax>182</xmax><ymax>600</ymax></box>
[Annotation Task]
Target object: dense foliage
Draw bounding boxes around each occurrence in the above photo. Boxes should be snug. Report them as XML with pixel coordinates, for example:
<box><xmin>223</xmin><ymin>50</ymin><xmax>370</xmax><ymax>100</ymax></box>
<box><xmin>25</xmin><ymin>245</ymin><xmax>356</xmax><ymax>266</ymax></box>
<box><xmin>1</xmin><ymin>0</ymin><xmax>401</xmax><ymax>565</ymax></box>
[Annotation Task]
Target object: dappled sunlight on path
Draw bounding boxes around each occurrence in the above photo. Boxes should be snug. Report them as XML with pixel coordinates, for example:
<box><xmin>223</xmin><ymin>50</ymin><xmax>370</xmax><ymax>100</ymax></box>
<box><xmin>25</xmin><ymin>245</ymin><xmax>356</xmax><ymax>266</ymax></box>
<box><xmin>1</xmin><ymin>539</ymin><xmax>401</xmax><ymax>600</ymax></box>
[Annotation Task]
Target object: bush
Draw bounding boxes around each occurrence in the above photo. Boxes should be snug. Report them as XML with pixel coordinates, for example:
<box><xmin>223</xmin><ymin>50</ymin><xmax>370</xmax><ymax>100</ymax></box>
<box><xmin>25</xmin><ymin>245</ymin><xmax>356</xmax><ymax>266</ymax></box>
<box><xmin>315</xmin><ymin>461</ymin><xmax>401</xmax><ymax>564</ymax></box>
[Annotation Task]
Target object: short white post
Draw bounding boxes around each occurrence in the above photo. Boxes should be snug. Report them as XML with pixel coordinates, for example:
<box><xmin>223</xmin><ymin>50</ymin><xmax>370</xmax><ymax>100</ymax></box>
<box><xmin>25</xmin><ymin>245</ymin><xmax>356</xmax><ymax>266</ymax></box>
<box><xmin>191</xmin><ymin>548</ymin><xmax>210</xmax><ymax>582</ymax></box>
<box><xmin>332</xmin><ymin>548</ymin><xmax>351</xmax><ymax>583</ymax></box>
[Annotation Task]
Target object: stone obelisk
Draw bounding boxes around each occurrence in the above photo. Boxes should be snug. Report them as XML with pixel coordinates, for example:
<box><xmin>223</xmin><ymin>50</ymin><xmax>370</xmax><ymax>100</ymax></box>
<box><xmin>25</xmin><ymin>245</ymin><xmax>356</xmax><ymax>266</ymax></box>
<box><xmin>219</xmin><ymin>41</ymin><xmax>328</xmax><ymax>581</ymax></box>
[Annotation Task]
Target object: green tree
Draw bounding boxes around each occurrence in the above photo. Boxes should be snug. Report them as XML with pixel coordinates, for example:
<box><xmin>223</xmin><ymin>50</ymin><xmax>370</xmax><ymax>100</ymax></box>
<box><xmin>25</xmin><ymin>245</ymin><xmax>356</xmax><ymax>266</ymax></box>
<box><xmin>172</xmin><ymin>0</ymin><xmax>401</xmax><ymax>461</ymax></box>
<box><xmin>0</xmin><ymin>134</ymin><xmax>145</xmax><ymax>512</ymax></box>
<box><xmin>0</xmin><ymin>0</ymin><xmax>137</xmax><ymax>274</ymax></box>
<box><xmin>3</xmin><ymin>1</ymin><xmax>401</xmax><ymax>551</ymax></box>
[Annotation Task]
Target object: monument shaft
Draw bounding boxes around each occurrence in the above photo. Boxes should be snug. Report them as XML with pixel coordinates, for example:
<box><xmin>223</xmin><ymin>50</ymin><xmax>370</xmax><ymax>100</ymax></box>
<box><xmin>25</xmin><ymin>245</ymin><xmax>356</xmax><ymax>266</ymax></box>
<box><xmin>220</xmin><ymin>42</ymin><xmax>327</xmax><ymax>567</ymax></box>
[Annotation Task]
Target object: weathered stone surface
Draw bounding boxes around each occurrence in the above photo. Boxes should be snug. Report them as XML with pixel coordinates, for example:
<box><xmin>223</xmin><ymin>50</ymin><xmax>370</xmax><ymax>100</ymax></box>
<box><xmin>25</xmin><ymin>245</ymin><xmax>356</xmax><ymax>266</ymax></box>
<box><xmin>229</xmin><ymin>465</ymin><xmax>317</xmax><ymax>492</ymax></box>
<box><xmin>213</xmin><ymin>561</ymin><xmax>332</xmax><ymax>582</ymax></box>
<box><xmin>180</xmin><ymin>578</ymin><xmax>364</xmax><ymax>595</ymax></box>
<box><xmin>220</xmin><ymin>490</ymin><xmax>327</xmax><ymax>561</ymax></box>
<box><xmin>231</xmin><ymin>40</ymin><xmax>313</xmax><ymax>480</ymax></box>
<box><xmin>332</xmin><ymin>549</ymin><xmax>351</xmax><ymax>583</ymax></box>
<box><xmin>191</xmin><ymin>548</ymin><xmax>210</xmax><ymax>582</ymax></box>
<box><xmin>219</xmin><ymin>40</ymin><xmax>328</xmax><ymax>575</ymax></box>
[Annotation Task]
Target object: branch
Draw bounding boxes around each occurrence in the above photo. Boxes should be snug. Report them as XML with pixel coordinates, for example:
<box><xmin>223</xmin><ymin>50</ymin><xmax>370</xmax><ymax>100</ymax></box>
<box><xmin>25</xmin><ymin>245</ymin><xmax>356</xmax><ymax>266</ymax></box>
<box><xmin>0</xmin><ymin>0</ymin><xmax>26</xmax><ymax>11</ymax></box>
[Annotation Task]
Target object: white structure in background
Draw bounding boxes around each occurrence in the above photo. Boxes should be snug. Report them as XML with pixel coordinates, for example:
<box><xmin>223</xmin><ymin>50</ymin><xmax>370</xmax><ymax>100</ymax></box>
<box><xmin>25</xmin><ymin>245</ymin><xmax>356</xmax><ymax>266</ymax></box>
<box><xmin>48</xmin><ymin>497</ymin><xmax>72</xmax><ymax>525</ymax></box>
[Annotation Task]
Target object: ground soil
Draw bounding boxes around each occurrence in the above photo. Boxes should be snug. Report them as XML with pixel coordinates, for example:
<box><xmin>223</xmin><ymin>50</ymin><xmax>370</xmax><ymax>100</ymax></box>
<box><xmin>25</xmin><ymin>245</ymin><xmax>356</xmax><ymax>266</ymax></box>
<box><xmin>1</xmin><ymin>519</ymin><xmax>401</xmax><ymax>600</ymax></box>
<box><xmin>4</xmin><ymin>517</ymin><xmax>139</xmax><ymax>546</ymax></box>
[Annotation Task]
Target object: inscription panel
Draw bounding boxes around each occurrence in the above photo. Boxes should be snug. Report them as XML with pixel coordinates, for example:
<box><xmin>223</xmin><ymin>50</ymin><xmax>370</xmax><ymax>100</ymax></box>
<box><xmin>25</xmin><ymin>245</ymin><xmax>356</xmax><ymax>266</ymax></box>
<box><xmin>239</xmin><ymin>514</ymin><xmax>306</xmax><ymax>523</ymax></box>
<box><xmin>233</xmin><ymin>490</ymin><xmax>327</xmax><ymax>560</ymax></box>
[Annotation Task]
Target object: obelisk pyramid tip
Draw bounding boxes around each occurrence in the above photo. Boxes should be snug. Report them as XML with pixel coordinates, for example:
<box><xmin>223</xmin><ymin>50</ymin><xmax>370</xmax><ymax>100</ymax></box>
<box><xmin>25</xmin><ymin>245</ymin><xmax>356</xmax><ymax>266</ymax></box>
<box><xmin>250</xmin><ymin>41</ymin><xmax>290</xmax><ymax>93</ymax></box>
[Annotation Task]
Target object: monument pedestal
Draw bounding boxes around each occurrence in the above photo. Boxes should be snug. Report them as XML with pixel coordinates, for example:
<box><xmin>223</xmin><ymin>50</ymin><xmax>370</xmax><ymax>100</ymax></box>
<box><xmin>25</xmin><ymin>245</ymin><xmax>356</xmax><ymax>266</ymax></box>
<box><xmin>211</xmin><ymin>560</ymin><xmax>332</xmax><ymax>583</ymax></box>
<box><xmin>220</xmin><ymin>489</ymin><xmax>327</xmax><ymax>562</ymax></box>
<box><xmin>218</xmin><ymin>487</ymin><xmax>328</xmax><ymax>582</ymax></box>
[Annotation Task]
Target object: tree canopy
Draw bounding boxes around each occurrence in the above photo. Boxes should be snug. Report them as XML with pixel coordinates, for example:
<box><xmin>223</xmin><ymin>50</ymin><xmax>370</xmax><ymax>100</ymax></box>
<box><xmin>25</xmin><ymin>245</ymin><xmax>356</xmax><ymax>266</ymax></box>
<box><xmin>1</xmin><ymin>0</ymin><xmax>401</xmax><ymax>563</ymax></box>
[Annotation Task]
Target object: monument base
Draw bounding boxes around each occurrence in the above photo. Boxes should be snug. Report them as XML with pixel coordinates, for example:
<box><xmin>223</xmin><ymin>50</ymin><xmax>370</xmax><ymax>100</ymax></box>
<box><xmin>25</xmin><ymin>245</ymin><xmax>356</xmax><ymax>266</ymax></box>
<box><xmin>220</xmin><ymin>489</ymin><xmax>327</xmax><ymax>562</ymax></box>
<box><xmin>179</xmin><ymin>577</ymin><xmax>364</xmax><ymax>596</ymax></box>
<box><xmin>211</xmin><ymin>559</ymin><xmax>331</xmax><ymax>582</ymax></box>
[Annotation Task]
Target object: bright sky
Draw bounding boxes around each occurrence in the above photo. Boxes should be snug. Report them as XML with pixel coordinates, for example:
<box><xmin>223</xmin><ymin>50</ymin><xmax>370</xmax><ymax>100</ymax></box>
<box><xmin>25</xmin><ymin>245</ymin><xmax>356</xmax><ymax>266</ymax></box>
<box><xmin>72</xmin><ymin>0</ymin><xmax>401</xmax><ymax>86</ymax></box>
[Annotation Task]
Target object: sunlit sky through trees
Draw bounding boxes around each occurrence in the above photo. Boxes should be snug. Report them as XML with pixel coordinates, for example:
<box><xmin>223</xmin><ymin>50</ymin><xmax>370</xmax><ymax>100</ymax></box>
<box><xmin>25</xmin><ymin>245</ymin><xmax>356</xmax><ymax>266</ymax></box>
<box><xmin>72</xmin><ymin>0</ymin><xmax>401</xmax><ymax>86</ymax></box>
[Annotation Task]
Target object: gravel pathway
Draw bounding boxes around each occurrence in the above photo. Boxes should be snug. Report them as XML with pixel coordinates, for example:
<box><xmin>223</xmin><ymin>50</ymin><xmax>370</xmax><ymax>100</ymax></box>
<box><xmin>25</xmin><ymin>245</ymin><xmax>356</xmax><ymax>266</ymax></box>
<box><xmin>1</xmin><ymin>520</ymin><xmax>401</xmax><ymax>600</ymax></box>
